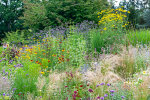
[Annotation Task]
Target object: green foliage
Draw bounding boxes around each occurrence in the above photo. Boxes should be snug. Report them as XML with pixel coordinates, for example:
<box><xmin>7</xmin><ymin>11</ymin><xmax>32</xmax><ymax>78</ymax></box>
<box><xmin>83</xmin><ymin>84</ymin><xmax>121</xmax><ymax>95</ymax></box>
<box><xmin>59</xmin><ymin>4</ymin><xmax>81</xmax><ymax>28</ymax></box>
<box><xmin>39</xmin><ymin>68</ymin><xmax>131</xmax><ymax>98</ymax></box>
<box><xmin>3</xmin><ymin>30</ymin><xmax>30</xmax><ymax>46</ymax></box>
<box><xmin>127</xmin><ymin>29</ymin><xmax>150</xmax><ymax>46</ymax></box>
<box><xmin>143</xmin><ymin>9</ymin><xmax>150</xmax><ymax>27</ymax></box>
<box><xmin>20</xmin><ymin>1</ymin><xmax>48</xmax><ymax>31</ymax></box>
<box><xmin>12</xmin><ymin>62</ymin><xmax>41</xmax><ymax>96</ymax></box>
<box><xmin>0</xmin><ymin>0</ymin><xmax>23</xmax><ymax>40</ymax></box>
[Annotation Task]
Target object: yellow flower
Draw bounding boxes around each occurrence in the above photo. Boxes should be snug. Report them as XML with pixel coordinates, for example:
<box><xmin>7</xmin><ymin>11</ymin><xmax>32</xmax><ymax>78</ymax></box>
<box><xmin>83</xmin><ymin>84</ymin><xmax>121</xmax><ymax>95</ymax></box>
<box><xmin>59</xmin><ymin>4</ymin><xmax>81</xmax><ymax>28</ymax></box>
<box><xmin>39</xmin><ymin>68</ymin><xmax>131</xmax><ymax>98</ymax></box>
<box><xmin>127</xmin><ymin>11</ymin><xmax>130</xmax><ymax>13</ymax></box>
<box><xmin>15</xmin><ymin>56</ymin><xmax>18</xmax><ymax>59</ymax></box>
<box><xmin>143</xmin><ymin>71</ymin><xmax>146</xmax><ymax>74</ymax></box>
<box><xmin>41</xmin><ymin>71</ymin><xmax>45</xmax><ymax>74</ymax></box>
<box><xmin>104</xmin><ymin>27</ymin><xmax>107</xmax><ymax>30</ymax></box>
<box><xmin>20</xmin><ymin>48</ymin><xmax>22</xmax><ymax>51</ymax></box>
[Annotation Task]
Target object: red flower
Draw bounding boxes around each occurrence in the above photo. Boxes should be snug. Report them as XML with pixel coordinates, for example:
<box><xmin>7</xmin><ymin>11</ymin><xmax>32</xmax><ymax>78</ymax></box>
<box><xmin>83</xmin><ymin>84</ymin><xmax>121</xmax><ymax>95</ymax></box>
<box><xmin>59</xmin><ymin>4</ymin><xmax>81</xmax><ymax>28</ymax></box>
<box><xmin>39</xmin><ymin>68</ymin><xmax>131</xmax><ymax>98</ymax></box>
<box><xmin>80</xmin><ymin>85</ymin><xmax>83</xmax><ymax>87</ymax></box>
<box><xmin>65</xmin><ymin>86</ymin><xmax>68</xmax><ymax>88</ymax></box>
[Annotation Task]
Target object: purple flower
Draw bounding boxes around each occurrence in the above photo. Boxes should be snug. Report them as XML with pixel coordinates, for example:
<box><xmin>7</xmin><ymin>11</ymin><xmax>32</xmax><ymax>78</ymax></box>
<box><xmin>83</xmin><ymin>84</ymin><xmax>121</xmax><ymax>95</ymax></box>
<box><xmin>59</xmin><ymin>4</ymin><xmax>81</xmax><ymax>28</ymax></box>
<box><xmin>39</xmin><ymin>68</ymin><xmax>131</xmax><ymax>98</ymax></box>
<box><xmin>104</xmin><ymin>94</ymin><xmax>108</xmax><ymax>97</ymax></box>
<box><xmin>88</xmin><ymin>88</ymin><xmax>94</xmax><ymax>93</ymax></box>
<box><xmin>9</xmin><ymin>69</ymin><xmax>12</xmax><ymax>71</ymax></box>
<box><xmin>3</xmin><ymin>69</ymin><xmax>5</xmax><ymax>73</ymax></box>
<box><xmin>100</xmin><ymin>83</ymin><xmax>105</xmax><ymax>85</ymax></box>
<box><xmin>100</xmin><ymin>97</ymin><xmax>104</xmax><ymax>100</ymax></box>
<box><xmin>107</xmin><ymin>83</ymin><xmax>111</xmax><ymax>86</ymax></box>
<box><xmin>13</xmin><ymin>88</ymin><xmax>17</xmax><ymax>91</ymax></box>
<box><xmin>111</xmin><ymin>94</ymin><xmax>114</xmax><ymax>96</ymax></box>
<box><xmin>110</xmin><ymin>90</ymin><xmax>115</xmax><ymax>93</ymax></box>
<box><xmin>40</xmin><ymin>96</ymin><xmax>42</xmax><ymax>98</ymax></box>
<box><xmin>26</xmin><ymin>74</ymin><xmax>29</xmax><ymax>76</ymax></box>
<box><xmin>121</xmin><ymin>96</ymin><xmax>125</xmax><ymax>99</ymax></box>
<box><xmin>3</xmin><ymin>93</ymin><xmax>5</xmax><ymax>96</ymax></box>
<box><xmin>97</xmin><ymin>96</ymin><xmax>100</xmax><ymax>99</ymax></box>
<box><xmin>96</xmin><ymin>84</ymin><xmax>100</xmax><ymax>87</ymax></box>
<box><xmin>5</xmin><ymin>72</ymin><xmax>8</xmax><ymax>75</ymax></box>
<box><xmin>9</xmin><ymin>60</ymin><xmax>13</xmax><ymax>63</ymax></box>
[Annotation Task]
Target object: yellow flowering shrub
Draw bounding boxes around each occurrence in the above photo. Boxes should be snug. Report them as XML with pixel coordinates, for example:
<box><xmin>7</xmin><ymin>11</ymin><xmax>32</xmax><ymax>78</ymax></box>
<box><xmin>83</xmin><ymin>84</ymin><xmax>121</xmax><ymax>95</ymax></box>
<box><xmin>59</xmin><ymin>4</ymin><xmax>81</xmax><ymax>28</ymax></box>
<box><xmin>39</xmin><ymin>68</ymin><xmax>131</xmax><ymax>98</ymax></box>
<box><xmin>98</xmin><ymin>8</ymin><xmax>130</xmax><ymax>29</ymax></box>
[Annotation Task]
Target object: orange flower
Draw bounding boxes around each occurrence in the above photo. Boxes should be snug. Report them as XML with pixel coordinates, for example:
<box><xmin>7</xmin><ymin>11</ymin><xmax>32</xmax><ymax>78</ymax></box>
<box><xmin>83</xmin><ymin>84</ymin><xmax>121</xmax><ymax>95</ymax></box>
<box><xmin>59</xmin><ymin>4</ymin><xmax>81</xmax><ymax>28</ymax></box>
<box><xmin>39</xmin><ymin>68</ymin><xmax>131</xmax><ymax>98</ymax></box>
<box><xmin>48</xmin><ymin>60</ymin><xmax>50</xmax><ymax>62</ymax></box>
<box><xmin>62</xmin><ymin>49</ymin><xmax>65</xmax><ymax>52</ymax></box>
<box><xmin>30</xmin><ymin>60</ymin><xmax>33</xmax><ymax>62</ymax></box>
<box><xmin>52</xmin><ymin>54</ymin><xmax>56</xmax><ymax>57</ymax></box>
<box><xmin>36</xmin><ymin>61</ymin><xmax>39</xmax><ymax>63</ymax></box>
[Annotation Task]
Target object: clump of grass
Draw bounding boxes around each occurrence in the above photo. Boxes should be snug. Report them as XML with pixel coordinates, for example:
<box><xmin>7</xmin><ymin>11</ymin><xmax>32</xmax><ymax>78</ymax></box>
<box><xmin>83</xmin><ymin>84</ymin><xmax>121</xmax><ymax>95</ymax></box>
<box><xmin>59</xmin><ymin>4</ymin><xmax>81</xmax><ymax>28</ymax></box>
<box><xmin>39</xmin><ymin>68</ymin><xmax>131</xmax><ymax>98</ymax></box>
<box><xmin>114</xmin><ymin>47</ymin><xmax>148</xmax><ymax>79</ymax></box>
<box><xmin>126</xmin><ymin>29</ymin><xmax>150</xmax><ymax>46</ymax></box>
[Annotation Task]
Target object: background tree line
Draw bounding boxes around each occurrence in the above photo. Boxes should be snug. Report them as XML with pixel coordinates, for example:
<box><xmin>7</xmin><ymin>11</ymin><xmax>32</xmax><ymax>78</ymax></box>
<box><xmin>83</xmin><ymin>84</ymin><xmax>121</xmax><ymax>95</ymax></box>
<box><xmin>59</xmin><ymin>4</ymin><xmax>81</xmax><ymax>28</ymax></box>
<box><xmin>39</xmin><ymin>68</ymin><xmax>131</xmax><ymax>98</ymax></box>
<box><xmin>0</xmin><ymin>0</ymin><xmax>150</xmax><ymax>42</ymax></box>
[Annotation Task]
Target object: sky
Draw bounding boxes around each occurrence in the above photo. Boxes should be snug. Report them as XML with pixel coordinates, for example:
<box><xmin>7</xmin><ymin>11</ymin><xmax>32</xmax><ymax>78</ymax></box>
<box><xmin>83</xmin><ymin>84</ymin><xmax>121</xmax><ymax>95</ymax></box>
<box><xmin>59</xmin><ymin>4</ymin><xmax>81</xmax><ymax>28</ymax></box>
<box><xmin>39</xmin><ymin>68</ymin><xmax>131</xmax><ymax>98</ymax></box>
<box><xmin>115</xmin><ymin>0</ymin><xmax>122</xmax><ymax>6</ymax></box>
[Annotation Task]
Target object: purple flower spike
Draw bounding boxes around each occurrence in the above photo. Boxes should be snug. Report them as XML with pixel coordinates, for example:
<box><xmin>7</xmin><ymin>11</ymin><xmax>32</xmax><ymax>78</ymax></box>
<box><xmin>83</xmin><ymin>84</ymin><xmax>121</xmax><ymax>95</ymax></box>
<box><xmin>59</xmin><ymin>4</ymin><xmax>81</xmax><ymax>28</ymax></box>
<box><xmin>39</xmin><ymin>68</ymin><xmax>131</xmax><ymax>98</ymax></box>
<box><xmin>100</xmin><ymin>83</ymin><xmax>105</xmax><ymax>85</ymax></box>
<box><xmin>110</xmin><ymin>90</ymin><xmax>115</xmax><ymax>93</ymax></box>
<box><xmin>88</xmin><ymin>88</ymin><xmax>93</xmax><ymax>93</ymax></box>
<box><xmin>104</xmin><ymin>94</ymin><xmax>108</xmax><ymax>97</ymax></box>
<box><xmin>121</xmin><ymin>96</ymin><xmax>125</xmax><ymax>99</ymax></box>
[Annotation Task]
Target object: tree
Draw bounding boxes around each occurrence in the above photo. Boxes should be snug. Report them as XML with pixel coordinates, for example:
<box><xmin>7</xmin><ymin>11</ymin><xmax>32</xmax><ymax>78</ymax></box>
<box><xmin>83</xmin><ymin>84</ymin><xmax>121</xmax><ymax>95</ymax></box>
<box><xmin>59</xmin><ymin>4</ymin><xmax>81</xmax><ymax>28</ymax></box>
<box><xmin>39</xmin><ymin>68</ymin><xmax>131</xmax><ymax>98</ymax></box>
<box><xmin>0</xmin><ymin>0</ymin><xmax>23</xmax><ymax>41</ymax></box>
<box><xmin>20</xmin><ymin>0</ymin><xmax>109</xmax><ymax>31</ymax></box>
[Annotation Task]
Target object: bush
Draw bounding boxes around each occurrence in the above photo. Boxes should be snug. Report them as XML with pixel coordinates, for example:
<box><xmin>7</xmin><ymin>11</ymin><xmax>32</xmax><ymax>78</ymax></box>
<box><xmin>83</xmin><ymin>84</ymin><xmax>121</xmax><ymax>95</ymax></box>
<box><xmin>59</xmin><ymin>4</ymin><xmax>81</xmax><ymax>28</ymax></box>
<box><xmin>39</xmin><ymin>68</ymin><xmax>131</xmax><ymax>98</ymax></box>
<box><xmin>2</xmin><ymin>30</ymin><xmax>31</xmax><ymax>47</ymax></box>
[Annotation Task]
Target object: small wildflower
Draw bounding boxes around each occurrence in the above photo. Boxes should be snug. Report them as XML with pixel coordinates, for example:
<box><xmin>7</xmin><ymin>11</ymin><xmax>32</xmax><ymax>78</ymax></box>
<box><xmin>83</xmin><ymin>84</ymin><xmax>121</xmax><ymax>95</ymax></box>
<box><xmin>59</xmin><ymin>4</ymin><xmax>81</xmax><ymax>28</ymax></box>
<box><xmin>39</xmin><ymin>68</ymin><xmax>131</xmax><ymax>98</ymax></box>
<box><xmin>121</xmin><ymin>96</ymin><xmax>125</xmax><ymax>99</ymax></box>
<box><xmin>96</xmin><ymin>84</ymin><xmax>99</xmax><ymax>87</ymax></box>
<box><xmin>111</xmin><ymin>94</ymin><xmax>114</xmax><ymax>96</ymax></box>
<box><xmin>74</xmin><ymin>91</ymin><xmax>77</xmax><ymax>94</ymax></box>
<box><xmin>97</xmin><ymin>96</ymin><xmax>100</xmax><ymax>99</ymax></box>
<box><xmin>100</xmin><ymin>97</ymin><xmax>104</xmax><ymax>100</ymax></box>
<box><xmin>100</xmin><ymin>83</ymin><xmax>105</xmax><ymax>85</ymax></box>
<box><xmin>143</xmin><ymin>71</ymin><xmax>146</xmax><ymax>75</ymax></box>
<box><xmin>88</xmin><ymin>88</ymin><xmax>93</xmax><ymax>93</ymax></box>
<box><xmin>107</xmin><ymin>83</ymin><xmax>111</xmax><ymax>86</ymax></box>
<box><xmin>3</xmin><ymin>93</ymin><xmax>5</xmax><ymax>96</ymax></box>
<box><xmin>65</xmin><ymin>86</ymin><xmax>68</xmax><ymax>88</ymax></box>
<box><xmin>41</xmin><ymin>71</ymin><xmax>45</xmax><ymax>74</ymax></box>
<box><xmin>104</xmin><ymin>27</ymin><xmax>107</xmax><ymax>30</ymax></box>
<box><xmin>110</xmin><ymin>90</ymin><xmax>115</xmax><ymax>93</ymax></box>
<box><xmin>104</xmin><ymin>94</ymin><xmax>108</xmax><ymax>97</ymax></box>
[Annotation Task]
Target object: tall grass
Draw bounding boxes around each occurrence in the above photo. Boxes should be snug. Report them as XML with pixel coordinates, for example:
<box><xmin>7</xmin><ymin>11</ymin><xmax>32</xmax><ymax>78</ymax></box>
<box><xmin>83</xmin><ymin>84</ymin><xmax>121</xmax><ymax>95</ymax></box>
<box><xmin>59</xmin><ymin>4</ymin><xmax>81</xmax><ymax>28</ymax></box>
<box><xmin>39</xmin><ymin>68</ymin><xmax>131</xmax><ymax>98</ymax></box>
<box><xmin>126</xmin><ymin>29</ymin><xmax>150</xmax><ymax>46</ymax></box>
